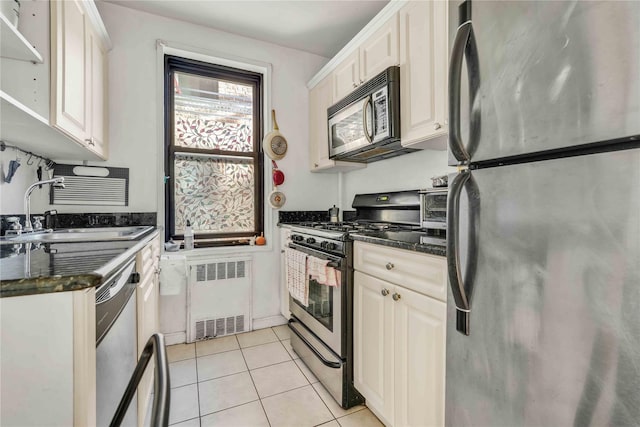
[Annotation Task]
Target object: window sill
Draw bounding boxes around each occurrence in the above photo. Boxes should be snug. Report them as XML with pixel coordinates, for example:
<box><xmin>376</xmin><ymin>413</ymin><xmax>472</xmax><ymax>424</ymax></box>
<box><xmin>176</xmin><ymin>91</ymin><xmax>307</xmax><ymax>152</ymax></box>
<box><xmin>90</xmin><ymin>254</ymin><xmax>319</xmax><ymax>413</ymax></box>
<box><xmin>166</xmin><ymin>243</ymin><xmax>273</xmax><ymax>259</ymax></box>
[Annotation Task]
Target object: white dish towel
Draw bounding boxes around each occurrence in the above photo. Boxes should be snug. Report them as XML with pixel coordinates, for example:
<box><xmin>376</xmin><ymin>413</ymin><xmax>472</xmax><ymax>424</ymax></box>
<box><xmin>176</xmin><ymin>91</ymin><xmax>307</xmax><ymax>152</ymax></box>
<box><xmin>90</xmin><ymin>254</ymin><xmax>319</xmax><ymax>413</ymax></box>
<box><xmin>285</xmin><ymin>247</ymin><xmax>309</xmax><ymax>306</ymax></box>
<box><xmin>307</xmin><ymin>255</ymin><xmax>329</xmax><ymax>285</ymax></box>
<box><xmin>307</xmin><ymin>255</ymin><xmax>341</xmax><ymax>287</ymax></box>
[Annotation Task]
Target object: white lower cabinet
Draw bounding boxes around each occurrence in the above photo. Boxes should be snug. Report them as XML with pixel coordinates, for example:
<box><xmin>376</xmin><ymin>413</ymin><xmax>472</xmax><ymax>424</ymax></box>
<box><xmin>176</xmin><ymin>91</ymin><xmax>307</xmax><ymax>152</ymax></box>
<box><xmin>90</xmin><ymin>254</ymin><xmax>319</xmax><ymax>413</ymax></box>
<box><xmin>354</xmin><ymin>241</ymin><xmax>446</xmax><ymax>427</ymax></box>
<box><xmin>136</xmin><ymin>235</ymin><xmax>161</xmax><ymax>426</ymax></box>
<box><xmin>0</xmin><ymin>289</ymin><xmax>96</xmax><ymax>427</ymax></box>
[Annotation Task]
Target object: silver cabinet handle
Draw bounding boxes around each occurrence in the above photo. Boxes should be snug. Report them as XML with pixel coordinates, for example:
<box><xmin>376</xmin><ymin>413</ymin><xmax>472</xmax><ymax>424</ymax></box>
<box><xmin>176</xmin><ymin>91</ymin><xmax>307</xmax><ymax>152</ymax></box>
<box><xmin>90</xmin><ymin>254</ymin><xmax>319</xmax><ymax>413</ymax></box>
<box><xmin>381</xmin><ymin>289</ymin><xmax>390</xmax><ymax>296</ymax></box>
<box><xmin>392</xmin><ymin>293</ymin><xmax>401</xmax><ymax>301</ymax></box>
<box><xmin>448</xmin><ymin>19</ymin><xmax>480</xmax><ymax>163</ymax></box>
<box><xmin>352</xmin><ymin>82</ymin><xmax>358</xmax><ymax>88</ymax></box>
<box><xmin>385</xmin><ymin>262</ymin><xmax>394</xmax><ymax>270</ymax></box>
<box><xmin>85</xmin><ymin>138</ymin><xmax>96</xmax><ymax>146</ymax></box>
<box><xmin>434</xmin><ymin>122</ymin><xmax>442</xmax><ymax>130</ymax></box>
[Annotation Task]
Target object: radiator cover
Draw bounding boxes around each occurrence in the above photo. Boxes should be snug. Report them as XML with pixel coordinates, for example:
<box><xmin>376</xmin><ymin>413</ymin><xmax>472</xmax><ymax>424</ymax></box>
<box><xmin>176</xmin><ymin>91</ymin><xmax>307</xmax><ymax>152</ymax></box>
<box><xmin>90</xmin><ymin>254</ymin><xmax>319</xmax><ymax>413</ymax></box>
<box><xmin>186</xmin><ymin>257</ymin><xmax>252</xmax><ymax>343</ymax></box>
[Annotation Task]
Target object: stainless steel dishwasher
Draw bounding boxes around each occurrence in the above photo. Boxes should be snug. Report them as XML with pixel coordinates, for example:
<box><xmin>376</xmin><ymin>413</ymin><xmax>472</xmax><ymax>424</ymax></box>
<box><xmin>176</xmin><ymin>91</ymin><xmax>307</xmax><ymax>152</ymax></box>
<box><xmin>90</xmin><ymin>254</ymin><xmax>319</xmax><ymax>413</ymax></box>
<box><xmin>96</xmin><ymin>259</ymin><xmax>138</xmax><ymax>426</ymax></box>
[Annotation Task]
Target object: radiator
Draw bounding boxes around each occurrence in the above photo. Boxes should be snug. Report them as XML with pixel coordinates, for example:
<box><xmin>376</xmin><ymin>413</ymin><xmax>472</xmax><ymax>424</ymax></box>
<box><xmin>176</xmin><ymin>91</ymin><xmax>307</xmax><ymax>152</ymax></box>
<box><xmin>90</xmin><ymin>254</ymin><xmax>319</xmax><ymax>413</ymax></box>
<box><xmin>186</xmin><ymin>257</ymin><xmax>252</xmax><ymax>343</ymax></box>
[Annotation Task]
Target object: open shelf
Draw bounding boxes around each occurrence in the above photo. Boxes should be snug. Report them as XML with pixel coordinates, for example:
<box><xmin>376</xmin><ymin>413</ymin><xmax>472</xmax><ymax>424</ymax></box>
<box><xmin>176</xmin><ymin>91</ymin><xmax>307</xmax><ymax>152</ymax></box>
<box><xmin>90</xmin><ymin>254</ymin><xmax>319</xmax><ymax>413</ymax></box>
<box><xmin>0</xmin><ymin>91</ymin><xmax>103</xmax><ymax>161</ymax></box>
<box><xmin>0</xmin><ymin>12</ymin><xmax>43</xmax><ymax>63</ymax></box>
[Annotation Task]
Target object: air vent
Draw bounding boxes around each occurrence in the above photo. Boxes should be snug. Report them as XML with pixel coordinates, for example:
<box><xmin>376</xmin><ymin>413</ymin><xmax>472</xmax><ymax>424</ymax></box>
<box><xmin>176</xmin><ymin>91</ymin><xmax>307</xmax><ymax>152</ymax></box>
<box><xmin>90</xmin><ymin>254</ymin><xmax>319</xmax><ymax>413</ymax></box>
<box><xmin>194</xmin><ymin>315</ymin><xmax>246</xmax><ymax>340</ymax></box>
<box><xmin>195</xmin><ymin>261</ymin><xmax>246</xmax><ymax>282</ymax></box>
<box><xmin>51</xmin><ymin>164</ymin><xmax>129</xmax><ymax>206</ymax></box>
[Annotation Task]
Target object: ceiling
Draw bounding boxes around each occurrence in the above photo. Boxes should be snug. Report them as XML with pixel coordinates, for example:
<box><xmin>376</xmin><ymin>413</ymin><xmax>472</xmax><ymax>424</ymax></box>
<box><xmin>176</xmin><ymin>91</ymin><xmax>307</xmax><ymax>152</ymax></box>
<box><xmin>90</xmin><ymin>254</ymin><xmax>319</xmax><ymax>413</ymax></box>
<box><xmin>103</xmin><ymin>0</ymin><xmax>390</xmax><ymax>58</ymax></box>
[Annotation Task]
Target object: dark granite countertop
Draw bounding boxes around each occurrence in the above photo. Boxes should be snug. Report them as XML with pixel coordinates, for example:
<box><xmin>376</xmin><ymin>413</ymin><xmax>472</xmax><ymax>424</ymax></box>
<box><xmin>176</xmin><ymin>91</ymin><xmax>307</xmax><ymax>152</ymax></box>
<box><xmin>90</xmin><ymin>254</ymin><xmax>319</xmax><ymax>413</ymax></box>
<box><xmin>350</xmin><ymin>230</ymin><xmax>447</xmax><ymax>257</ymax></box>
<box><xmin>0</xmin><ymin>229</ymin><xmax>159</xmax><ymax>298</ymax></box>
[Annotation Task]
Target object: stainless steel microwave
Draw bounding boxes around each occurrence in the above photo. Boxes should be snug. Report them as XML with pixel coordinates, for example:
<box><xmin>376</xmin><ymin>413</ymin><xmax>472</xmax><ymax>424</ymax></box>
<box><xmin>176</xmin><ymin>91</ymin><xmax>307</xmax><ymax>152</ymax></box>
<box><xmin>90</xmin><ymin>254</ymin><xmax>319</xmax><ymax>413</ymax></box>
<box><xmin>327</xmin><ymin>66</ymin><xmax>417</xmax><ymax>163</ymax></box>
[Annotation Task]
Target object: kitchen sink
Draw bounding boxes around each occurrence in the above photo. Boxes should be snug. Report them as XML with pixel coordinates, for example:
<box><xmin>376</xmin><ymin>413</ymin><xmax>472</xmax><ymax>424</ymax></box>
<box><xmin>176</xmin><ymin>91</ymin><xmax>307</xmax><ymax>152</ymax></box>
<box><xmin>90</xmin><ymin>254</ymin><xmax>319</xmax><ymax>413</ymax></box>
<box><xmin>1</xmin><ymin>226</ymin><xmax>154</xmax><ymax>244</ymax></box>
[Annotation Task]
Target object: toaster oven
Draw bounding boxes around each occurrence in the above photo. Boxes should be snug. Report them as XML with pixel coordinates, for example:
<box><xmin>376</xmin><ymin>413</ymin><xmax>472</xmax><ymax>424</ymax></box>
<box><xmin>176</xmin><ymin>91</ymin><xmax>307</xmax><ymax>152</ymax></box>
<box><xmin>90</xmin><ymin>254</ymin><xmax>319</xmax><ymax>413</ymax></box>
<box><xmin>419</xmin><ymin>188</ymin><xmax>447</xmax><ymax>230</ymax></box>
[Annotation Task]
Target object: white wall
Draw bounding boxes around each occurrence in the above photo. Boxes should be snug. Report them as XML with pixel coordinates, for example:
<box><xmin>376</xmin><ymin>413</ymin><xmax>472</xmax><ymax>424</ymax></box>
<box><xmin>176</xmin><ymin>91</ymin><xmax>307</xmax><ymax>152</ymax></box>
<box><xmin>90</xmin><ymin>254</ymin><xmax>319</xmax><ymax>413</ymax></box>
<box><xmin>0</xmin><ymin>150</ymin><xmax>50</xmax><ymax>214</ymax></box>
<box><xmin>85</xmin><ymin>2</ymin><xmax>340</xmax><ymax>332</ymax></box>
<box><xmin>96</xmin><ymin>1</ymin><xmax>337</xmax><ymax>214</ymax></box>
<box><xmin>340</xmin><ymin>148</ymin><xmax>451</xmax><ymax>208</ymax></box>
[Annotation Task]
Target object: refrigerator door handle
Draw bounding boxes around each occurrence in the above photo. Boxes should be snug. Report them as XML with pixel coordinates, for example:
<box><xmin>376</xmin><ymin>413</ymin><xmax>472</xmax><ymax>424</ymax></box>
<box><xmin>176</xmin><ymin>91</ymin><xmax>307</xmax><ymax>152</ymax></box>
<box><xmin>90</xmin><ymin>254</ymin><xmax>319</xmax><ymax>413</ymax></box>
<box><xmin>448</xmin><ymin>170</ymin><xmax>475</xmax><ymax>335</ymax></box>
<box><xmin>448</xmin><ymin>16</ymin><xmax>481</xmax><ymax>164</ymax></box>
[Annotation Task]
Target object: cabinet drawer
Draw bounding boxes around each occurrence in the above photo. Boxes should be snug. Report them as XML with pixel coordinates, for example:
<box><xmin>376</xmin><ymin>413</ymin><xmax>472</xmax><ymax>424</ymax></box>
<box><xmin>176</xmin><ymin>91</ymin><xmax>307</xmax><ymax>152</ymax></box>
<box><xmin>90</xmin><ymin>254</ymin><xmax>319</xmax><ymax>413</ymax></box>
<box><xmin>354</xmin><ymin>241</ymin><xmax>447</xmax><ymax>302</ymax></box>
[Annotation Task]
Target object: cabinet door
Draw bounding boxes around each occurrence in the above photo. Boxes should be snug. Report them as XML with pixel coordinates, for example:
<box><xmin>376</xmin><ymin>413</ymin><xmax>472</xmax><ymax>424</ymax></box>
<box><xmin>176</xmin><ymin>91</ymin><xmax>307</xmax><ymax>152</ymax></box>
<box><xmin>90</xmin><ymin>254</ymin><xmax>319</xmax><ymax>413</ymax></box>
<box><xmin>394</xmin><ymin>285</ymin><xmax>446</xmax><ymax>427</ymax></box>
<box><xmin>51</xmin><ymin>0</ymin><xmax>90</xmax><ymax>142</ymax></box>
<box><xmin>360</xmin><ymin>14</ymin><xmax>399</xmax><ymax>82</ymax></box>
<box><xmin>136</xmin><ymin>238</ymin><xmax>160</xmax><ymax>426</ymax></box>
<box><xmin>332</xmin><ymin>49</ymin><xmax>360</xmax><ymax>102</ymax></box>
<box><xmin>353</xmin><ymin>271</ymin><xmax>394</xmax><ymax>425</ymax></box>
<box><xmin>87</xmin><ymin>27</ymin><xmax>108</xmax><ymax>158</ymax></box>
<box><xmin>309</xmin><ymin>75</ymin><xmax>333</xmax><ymax>170</ymax></box>
<box><xmin>399</xmin><ymin>0</ymin><xmax>448</xmax><ymax>148</ymax></box>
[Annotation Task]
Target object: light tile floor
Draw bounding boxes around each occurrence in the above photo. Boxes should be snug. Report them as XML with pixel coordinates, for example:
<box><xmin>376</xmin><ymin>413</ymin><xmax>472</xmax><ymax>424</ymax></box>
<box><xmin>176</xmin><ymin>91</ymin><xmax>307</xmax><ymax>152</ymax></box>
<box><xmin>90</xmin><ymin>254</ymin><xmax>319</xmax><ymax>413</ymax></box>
<box><xmin>166</xmin><ymin>325</ymin><xmax>385</xmax><ymax>427</ymax></box>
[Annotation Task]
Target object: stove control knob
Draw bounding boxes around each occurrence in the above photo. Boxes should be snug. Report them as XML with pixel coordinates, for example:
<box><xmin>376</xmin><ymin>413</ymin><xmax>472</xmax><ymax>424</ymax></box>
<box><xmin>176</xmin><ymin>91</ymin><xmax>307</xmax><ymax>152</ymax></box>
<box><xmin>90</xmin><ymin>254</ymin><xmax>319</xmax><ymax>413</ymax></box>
<box><xmin>320</xmin><ymin>241</ymin><xmax>327</xmax><ymax>249</ymax></box>
<box><xmin>306</xmin><ymin>237</ymin><xmax>316</xmax><ymax>244</ymax></box>
<box><xmin>326</xmin><ymin>242</ymin><xmax>337</xmax><ymax>251</ymax></box>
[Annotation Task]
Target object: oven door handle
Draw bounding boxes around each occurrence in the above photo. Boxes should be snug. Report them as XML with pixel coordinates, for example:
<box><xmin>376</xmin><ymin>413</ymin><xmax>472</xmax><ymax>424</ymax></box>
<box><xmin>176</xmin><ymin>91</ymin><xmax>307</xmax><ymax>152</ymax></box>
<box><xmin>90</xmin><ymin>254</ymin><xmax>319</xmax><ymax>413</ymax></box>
<box><xmin>288</xmin><ymin>243</ymin><xmax>345</xmax><ymax>267</ymax></box>
<box><xmin>288</xmin><ymin>319</ymin><xmax>342</xmax><ymax>369</ymax></box>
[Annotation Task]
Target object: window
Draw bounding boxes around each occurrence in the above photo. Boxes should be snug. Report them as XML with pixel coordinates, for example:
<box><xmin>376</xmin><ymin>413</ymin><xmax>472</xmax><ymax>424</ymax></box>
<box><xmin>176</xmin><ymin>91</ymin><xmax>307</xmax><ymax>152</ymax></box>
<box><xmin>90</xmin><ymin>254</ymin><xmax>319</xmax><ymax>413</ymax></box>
<box><xmin>165</xmin><ymin>55</ymin><xmax>263</xmax><ymax>246</ymax></box>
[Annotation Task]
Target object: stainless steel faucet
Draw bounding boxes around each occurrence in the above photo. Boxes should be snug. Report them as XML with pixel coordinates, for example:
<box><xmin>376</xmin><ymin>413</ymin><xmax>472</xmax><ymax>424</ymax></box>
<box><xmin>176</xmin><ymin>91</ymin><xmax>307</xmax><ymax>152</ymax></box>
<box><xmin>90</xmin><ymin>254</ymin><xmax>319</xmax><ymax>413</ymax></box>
<box><xmin>23</xmin><ymin>177</ymin><xmax>65</xmax><ymax>233</ymax></box>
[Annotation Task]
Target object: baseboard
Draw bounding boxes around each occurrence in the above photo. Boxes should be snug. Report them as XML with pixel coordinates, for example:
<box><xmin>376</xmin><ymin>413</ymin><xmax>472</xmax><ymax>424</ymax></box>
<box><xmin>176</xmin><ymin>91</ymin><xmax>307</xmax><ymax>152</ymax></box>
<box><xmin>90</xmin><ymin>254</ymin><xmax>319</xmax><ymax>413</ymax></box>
<box><xmin>163</xmin><ymin>331</ymin><xmax>186</xmax><ymax>346</ymax></box>
<box><xmin>252</xmin><ymin>315</ymin><xmax>287</xmax><ymax>330</ymax></box>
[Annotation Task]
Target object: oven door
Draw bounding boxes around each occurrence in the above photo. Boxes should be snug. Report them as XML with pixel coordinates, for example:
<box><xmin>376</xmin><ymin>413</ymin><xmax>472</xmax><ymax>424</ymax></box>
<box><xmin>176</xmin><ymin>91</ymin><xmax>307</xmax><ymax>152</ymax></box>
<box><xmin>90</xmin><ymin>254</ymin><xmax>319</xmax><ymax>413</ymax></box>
<box><xmin>286</xmin><ymin>243</ymin><xmax>345</xmax><ymax>357</ymax></box>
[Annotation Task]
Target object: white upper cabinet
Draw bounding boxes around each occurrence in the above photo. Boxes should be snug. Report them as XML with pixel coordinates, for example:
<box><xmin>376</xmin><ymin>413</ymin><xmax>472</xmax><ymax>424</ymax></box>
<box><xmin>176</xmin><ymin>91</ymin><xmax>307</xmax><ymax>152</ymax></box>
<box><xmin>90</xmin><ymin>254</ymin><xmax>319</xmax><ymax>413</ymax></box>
<box><xmin>333</xmin><ymin>16</ymin><xmax>399</xmax><ymax>102</ymax></box>
<box><xmin>88</xmin><ymin>26</ymin><xmax>108</xmax><ymax>157</ymax></box>
<box><xmin>51</xmin><ymin>0</ymin><xmax>109</xmax><ymax>159</ymax></box>
<box><xmin>399</xmin><ymin>0</ymin><xmax>448</xmax><ymax>149</ymax></box>
<box><xmin>0</xmin><ymin>0</ymin><xmax>110</xmax><ymax>161</ymax></box>
<box><xmin>307</xmin><ymin>1</ymin><xmax>450</xmax><ymax>171</ymax></box>
<box><xmin>51</xmin><ymin>0</ymin><xmax>89</xmax><ymax>142</ymax></box>
<box><xmin>359</xmin><ymin>14</ymin><xmax>399</xmax><ymax>83</ymax></box>
<box><xmin>332</xmin><ymin>50</ymin><xmax>360</xmax><ymax>103</ymax></box>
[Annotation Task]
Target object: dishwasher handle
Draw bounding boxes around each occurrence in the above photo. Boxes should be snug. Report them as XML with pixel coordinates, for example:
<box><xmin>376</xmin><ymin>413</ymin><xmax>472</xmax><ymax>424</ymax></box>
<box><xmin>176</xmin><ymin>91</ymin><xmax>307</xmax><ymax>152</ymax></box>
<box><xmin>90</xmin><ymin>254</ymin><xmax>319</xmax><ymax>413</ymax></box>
<box><xmin>110</xmin><ymin>333</ymin><xmax>170</xmax><ymax>427</ymax></box>
<box><xmin>96</xmin><ymin>260</ymin><xmax>136</xmax><ymax>305</ymax></box>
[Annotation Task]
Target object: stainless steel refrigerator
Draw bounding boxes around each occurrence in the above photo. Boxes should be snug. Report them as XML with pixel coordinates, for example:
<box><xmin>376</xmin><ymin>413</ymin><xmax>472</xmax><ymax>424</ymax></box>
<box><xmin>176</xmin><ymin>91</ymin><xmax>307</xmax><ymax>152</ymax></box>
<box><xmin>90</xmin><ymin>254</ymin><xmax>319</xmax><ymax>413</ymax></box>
<box><xmin>445</xmin><ymin>1</ymin><xmax>640</xmax><ymax>425</ymax></box>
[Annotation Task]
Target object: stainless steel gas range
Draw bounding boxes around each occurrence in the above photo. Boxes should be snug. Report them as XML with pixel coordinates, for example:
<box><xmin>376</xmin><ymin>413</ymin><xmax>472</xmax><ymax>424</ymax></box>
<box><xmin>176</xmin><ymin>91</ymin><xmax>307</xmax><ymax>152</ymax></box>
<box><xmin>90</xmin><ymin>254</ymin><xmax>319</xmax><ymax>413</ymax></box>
<box><xmin>283</xmin><ymin>190</ymin><xmax>446</xmax><ymax>409</ymax></box>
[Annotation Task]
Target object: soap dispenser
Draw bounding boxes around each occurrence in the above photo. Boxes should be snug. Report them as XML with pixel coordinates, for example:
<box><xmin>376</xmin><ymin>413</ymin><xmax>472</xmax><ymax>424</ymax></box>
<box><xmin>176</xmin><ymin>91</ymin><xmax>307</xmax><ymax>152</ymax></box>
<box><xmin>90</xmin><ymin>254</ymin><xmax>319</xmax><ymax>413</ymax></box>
<box><xmin>184</xmin><ymin>220</ymin><xmax>194</xmax><ymax>250</ymax></box>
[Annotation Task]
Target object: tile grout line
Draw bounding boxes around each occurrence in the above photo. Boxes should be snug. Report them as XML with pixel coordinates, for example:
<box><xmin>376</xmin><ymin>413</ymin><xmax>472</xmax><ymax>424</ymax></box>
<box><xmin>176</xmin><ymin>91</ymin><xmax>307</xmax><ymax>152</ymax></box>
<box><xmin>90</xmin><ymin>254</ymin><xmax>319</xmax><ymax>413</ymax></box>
<box><xmin>308</xmin><ymin>382</ymin><xmax>339</xmax><ymax>424</ymax></box>
<box><xmin>170</xmin><ymin>326</ymin><xmax>370</xmax><ymax>426</ymax></box>
<box><xmin>194</xmin><ymin>345</ymin><xmax>202</xmax><ymax>426</ymax></box>
<box><xmin>239</xmin><ymin>330</ymin><xmax>272</xmax><ymax>427</ymax></box>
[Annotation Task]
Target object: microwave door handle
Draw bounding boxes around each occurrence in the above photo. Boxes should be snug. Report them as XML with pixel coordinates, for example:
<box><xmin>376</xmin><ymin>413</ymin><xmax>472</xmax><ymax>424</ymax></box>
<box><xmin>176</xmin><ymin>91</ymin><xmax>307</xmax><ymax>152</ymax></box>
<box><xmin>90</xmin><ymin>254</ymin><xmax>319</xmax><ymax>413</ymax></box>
<box><xmin>362</xmin><ymin>96</ymin><xmax>373</xmax><ymax>143</ymax></box>
<box><xmin>448</xmin><ymin>14</ymin><xmax>481</xmax><ymax>163</ymax></box>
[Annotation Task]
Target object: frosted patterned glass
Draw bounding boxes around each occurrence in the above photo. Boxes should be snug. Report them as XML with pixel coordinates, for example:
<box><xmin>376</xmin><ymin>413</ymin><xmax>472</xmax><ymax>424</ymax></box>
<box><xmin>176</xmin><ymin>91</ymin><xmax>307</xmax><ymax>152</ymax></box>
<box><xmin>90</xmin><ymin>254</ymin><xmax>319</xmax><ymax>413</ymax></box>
<box><xmin>174</xmin><ymin>155</ymin><xmax>255</xmax><ymax>234</ymax></box>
